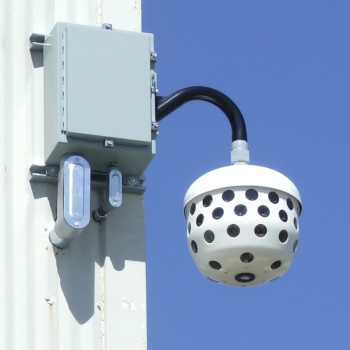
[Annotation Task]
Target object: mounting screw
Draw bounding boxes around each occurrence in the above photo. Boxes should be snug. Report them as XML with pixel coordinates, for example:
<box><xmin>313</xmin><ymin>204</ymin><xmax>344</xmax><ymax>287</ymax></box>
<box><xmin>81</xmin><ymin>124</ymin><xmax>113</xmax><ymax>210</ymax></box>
<box><xmin>126</xmin><ymin>176</ymin><xmax>138</xmax><ymax>187</ymax></box>
<box><xmin>150</xmin><ymin>51</ymin><xmax>158</xmax><ymax>60</ymax></box>
<box><xmin>102</xmin><ymin>23</ymin><xmax>113</xmax><ymax>30</ymax></box>
<box><xmin>47</xmin><ymin>165</ymin><xmax>59</xmax><ymax>176</ymax></box>
<box><xmin>152</xmin><ymin>122</ymin><xmax>159</xmax><ymax>130</ymax></box>
<box><xmin>104</xmin><ymin>139</ymin><xmax>114</xmax><ymax>148</ymax></box>
<box><xmin>151</xmin><ymin>122</ymin><xmax>159</xmax><ymax>136</ymax></box>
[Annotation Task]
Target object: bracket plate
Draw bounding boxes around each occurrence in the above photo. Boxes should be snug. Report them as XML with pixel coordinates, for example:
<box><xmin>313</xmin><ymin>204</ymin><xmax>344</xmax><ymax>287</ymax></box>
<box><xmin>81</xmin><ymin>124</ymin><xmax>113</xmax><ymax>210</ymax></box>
<box><xmin>29</xmin><ymin>164</ymin><xmax>146</xmax><ymax>195</ymax></box>
<box><xmin>29</xmin><ymin>33</ymin><xmax>47</xmax><ymax>51</ymax></box>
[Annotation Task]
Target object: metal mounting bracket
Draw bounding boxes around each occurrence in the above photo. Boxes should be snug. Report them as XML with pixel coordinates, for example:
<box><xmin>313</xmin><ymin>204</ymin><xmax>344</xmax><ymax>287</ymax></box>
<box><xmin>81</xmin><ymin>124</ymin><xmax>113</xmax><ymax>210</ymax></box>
<box><xmin>29</xmin><ymin>164</ymin><xmax>146</xmax><ymax>195</ymax></box>
<box><xmin>29</xmin><ymin>33</ymin><xmax>47</xmax><ymax>51</ymax></box>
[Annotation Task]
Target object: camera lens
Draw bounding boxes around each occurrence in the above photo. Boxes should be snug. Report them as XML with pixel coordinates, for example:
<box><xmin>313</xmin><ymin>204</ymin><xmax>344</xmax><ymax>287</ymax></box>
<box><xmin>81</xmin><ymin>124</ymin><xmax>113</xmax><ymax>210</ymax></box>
<box><xmin>246</xmin><ymin>189</ymin><xmax>258</xmax><ymax>201</ymax></box>
<box><xmin>254</xmin><ymin>224</ymin><xmax>267</xmax><ymax>237</ymax></box>
<box><xmin>271</xmin><ymin>260</ymin><xmax>282</xmax><ymax>269</ymax></box>
<box><xmin>227</xmin><ymin>224</ymin><xmax>240</xmax><ymax>237</ymax></box>
<box><xmin>279</xmin><ymin>230</ymin><xmax>288</xmax><ymax>243</ymax></box>
<box><xmin>293</xmin><ymin>240</ymin><xmax>299</xmax><ymax>252</ymax></box>
<box><xmin>202</xmin><ymin>195</ymin><xmax>213</xmax><ymax>207</ymax></box>
<box><xmin>212</xmin><ymin>207</ymin><xmax>224</xmax><ymax>219</ymax></box>
<box><xmin>234</xmin><ymin>204</ymin><xmax>247</xmax><ymax>216</ymax></box>
<box><xmin>279</xmin><ymin>210</ymin><xmax>288</xmax><ymax>222</ymax></box>
<box><xmin>209</xmin><ymin>261</ymin><xmax>222</xmax><ymax>270</ymax></box>
<box><xmin>268</xmin><ymin>191</ymin><xmax>279</xmax><ymax>204</ymax></box>
<box><xmin>258</xmin><ymin>205</ymin><xmax>270</xmax><ymax>217</ymax></box>
<box><xmin>204</xmin><ymin>230</ymin><xmax>215</xmax><ymax>243</ymax></box>
<box><xmin>240</xmin><ymin>252</ymin><xmax>254</xmax><ymax>263</ymax></box>
<box><xmin>191</xmin><ymin>240</ymin><xmax>198</xmax><ymax>253</ymax></box>
<box><xmin>196</xmin><ymin>214</ymin><xmax>204</xmax><ymax>226</ymax></box>
<box><xmin>190</xmin><ymin>203</ymin><xmax>196</xmax><ymax>215</ymax></box>
<box><xmin>222</xmin><ymin>190</ymin><xmax>234</xmax><ymax>202</ymax></box>
<box><xmin>235</xmin><ymin>273</ymin><xmax>255</xmax><ymax>283</ymax></box>
<box><xmin>294</xmin><ymin>217</ymin><xmax>298</xmax><ymax>229</ymax></box>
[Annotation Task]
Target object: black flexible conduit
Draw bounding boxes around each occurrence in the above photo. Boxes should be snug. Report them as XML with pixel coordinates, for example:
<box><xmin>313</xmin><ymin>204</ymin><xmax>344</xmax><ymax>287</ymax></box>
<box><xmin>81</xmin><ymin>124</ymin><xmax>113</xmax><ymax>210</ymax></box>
<box><xmin>155</xmin><ymin>86</ymin><xmax>248</xmax><ymax>142</ymax></box>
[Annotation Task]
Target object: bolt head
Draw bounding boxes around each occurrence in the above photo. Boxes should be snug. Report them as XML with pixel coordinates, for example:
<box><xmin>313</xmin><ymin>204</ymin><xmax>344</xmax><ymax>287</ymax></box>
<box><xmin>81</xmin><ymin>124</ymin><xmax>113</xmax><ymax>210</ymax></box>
<box><xmin>48</xmin><ymin>166</ymin><xmax>59</xmax><ymax>175</ymax></box>
<box><xmin>127</xmin><ymin>176</ymin><xmax>138</xmax><ymax>186</ymax></box>
<box><xmin>102</xmin><ymin>23</ymin><xmax>113</xmax><ymax>30</ymax></box>
<box><xmin>104</xmin><ymin>139</ymin><xmax>114</xmax><ymax>148</ymax></box>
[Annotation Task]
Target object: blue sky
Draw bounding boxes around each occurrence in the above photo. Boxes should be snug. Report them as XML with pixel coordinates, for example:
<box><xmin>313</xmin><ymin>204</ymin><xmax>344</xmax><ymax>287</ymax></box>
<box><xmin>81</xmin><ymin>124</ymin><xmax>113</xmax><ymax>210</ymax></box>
<box><xmin>142</xmin><ymin>1</ymin><xmax>350</xmax><ymax>349</ymax></box>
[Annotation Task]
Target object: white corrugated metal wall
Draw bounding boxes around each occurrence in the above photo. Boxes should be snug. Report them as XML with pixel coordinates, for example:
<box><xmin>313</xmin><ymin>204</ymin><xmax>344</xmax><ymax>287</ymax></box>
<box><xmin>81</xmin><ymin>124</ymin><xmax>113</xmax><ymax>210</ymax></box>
<box><xmin>0</xmin><ymin>1</ymin><xmax>147</xmax><ymax>349</ymax></box>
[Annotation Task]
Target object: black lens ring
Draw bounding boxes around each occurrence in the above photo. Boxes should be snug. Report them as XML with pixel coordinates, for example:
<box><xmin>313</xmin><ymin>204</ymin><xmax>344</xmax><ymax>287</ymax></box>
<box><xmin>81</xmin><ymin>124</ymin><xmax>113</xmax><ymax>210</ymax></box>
<box><xmin>235</xmin><ymin>273</ymin><xmax>255</xmax><ymax>283</ymax></box>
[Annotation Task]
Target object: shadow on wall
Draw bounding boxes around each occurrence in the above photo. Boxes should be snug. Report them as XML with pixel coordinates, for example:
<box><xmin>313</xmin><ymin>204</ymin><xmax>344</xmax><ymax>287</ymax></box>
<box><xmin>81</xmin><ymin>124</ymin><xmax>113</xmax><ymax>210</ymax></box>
<box><xmin>31</xmin><ymin>182</ymin><xmax>146</xmax><ymax>324</ymax></box>
<box><xmin>30</xmin><ymin>50</ymin><xmax>43</xmax><ymax>69</ymax></box>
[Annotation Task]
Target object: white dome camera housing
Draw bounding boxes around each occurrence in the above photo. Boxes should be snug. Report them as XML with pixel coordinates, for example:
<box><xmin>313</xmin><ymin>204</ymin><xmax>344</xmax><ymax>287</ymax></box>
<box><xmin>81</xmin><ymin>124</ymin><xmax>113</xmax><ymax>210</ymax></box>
<box><xmin>156</xmin><ymin>86</ymin><xmax>302</xmax><ymax>287</ymax></box>
<box><xmin>184</xmin><ymin>165</ymin><xmax>302</xmax><ymax>287</ymax></box>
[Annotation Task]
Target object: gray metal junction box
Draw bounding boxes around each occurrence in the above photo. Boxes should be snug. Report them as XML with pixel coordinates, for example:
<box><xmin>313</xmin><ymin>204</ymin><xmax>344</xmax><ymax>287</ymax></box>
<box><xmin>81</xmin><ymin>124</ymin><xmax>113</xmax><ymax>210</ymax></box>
<box><xmin>44</xmin><ymin>22</ymin><xmax>157</xmax><ymax>175</ymax></box>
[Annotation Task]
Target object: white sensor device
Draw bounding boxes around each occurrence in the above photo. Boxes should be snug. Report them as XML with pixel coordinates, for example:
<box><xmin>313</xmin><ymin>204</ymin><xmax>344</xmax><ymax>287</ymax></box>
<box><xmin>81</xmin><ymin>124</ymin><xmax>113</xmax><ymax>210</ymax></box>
<box><xmin>184</xmin><ymin>164</ymin><xmax>302</xmax><ymax>287</ymax></box>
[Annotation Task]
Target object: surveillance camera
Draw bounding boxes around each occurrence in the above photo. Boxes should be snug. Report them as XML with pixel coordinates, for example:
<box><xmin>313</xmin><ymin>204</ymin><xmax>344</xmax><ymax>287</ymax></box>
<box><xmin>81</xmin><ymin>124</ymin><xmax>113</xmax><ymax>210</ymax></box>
<box><xmin>155</xmin><ymin>86</ymin><xmax>302</xmax><ymax>287</ymax></box>
<box><xmin>184</xmin><ymin>164</ymin><xmax>302</xmax><ymax>287</ymax></box>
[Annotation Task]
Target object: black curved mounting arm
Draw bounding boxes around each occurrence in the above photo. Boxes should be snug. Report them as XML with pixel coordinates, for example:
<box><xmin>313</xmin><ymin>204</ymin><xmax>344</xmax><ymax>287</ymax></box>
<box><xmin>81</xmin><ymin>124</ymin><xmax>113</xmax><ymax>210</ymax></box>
<box><xmin>155</xmin><ymin>86</ymin><xmax>248</xmax><ymax>142</ymax></box>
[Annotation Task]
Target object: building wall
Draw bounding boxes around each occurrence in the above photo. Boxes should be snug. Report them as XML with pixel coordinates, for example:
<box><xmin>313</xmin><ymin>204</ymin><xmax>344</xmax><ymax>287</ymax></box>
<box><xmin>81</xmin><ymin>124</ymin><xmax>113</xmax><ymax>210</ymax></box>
<box><xmin>0</xmin><ymin>1</ymin><xmax>147</xmax><ymax>349</ymax></box>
